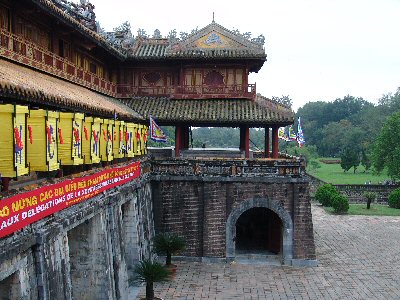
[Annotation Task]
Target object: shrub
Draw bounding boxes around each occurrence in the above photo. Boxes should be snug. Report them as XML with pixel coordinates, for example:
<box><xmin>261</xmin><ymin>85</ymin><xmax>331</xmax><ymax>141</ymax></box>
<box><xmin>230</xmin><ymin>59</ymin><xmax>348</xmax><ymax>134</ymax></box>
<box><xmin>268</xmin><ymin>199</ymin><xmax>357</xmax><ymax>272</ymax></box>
<box><xmin>133</xmin><ymin>259</ymin><xmax>170</xmax><ymax>300</ymax></box>
<box><xmin>153</xmin><ymin>233</ymin><xmax>186</xmax><ymax>266</ymax></box>
<box><xmin>315</xmin><ymin>184</ymin><xmax>339</xmax><ymax>206</ymax></box>
<box><xmin>363</xmin><ymin>191</ymin><xmax>377</xmax><ymax>209</ymax></box>
<box><xmin>331</xmin><ymin>194</ymin><xmax>349</xmax><ymax>214</ymax></box>
<box><xmin>388</xmin><ymin>188</ymin><xmax>400</xmax><ymax>209</ymax></box>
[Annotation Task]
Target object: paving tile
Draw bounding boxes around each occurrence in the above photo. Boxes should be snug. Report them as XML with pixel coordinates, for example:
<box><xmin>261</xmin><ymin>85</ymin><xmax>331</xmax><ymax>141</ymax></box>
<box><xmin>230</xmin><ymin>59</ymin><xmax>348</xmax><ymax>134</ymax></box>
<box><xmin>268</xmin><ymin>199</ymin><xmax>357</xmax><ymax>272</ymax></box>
<box><xmin>136</xmin><ymin>204</ymin><xmax>400</xmax><ymax>299</ymax></box>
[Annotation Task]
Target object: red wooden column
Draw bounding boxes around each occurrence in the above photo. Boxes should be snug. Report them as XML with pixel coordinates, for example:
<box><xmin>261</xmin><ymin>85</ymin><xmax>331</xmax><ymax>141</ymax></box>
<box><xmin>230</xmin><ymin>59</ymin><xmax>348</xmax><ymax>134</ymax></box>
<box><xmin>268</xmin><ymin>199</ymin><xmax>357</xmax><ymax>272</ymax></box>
<box><xmin>264</xmin><ymin>127</ymin><xmax>270</xmax><ymax>158</ymax></box>
<box><xmin>175</xmin><ymin>126</ymin><xmax>182</xmax><ymax>157</ymax></box>
<box><xmin>239</xmin><ymin>127</ymin><xmax>244</xmax><ymax>151</ymax></box>
<box><xmin>240</xmin><ymin>126</ymin><xmax>250</xmax><ymax>158</ymax></box>
<box><xmin>182</xmin><ymin>126</ymin><xmax>190</xmax><ymax>149</ymax></box>
<box><xmin>271</xmin><ymin>126</ymin><xmax>279</xmax><ymax>159</ymax></box>
<box><xmin>1</xmin><ymin>178</ymin><xmax>10</xmax><ymax>192</ymax></box>
<box><xmin>244</xmin><ymin>126</ymin><xmax>250</xmax><ymax>158</ymax></box>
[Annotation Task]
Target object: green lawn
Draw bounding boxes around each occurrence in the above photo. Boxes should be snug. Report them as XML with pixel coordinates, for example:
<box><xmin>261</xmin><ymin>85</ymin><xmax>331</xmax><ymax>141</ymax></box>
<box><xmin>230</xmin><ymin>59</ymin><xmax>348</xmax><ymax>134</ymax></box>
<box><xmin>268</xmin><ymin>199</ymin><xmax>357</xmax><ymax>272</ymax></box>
<box><xmin>324</xmin><ymin>204</ymin><xmax>400</xmax><ymax>216</ymax></box>
<box><xmin>307</xmin><ymin>158</ymin><xmax>389</xmax><ymax>184</ymax></box>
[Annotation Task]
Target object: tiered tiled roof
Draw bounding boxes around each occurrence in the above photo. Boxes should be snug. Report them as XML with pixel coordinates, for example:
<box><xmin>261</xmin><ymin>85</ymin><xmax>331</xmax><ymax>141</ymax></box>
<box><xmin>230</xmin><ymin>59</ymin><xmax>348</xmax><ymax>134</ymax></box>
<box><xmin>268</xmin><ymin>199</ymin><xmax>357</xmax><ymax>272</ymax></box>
<box><xmin>0</xmin><ymin>59</ymin><xmax>143</xmax><ymax>120</ymax></box>
<box><xmin>32</xmin><ymin>0</ymin><xmax>125</xmax><ymax>59</ymax></box>
<box><xmin>122</xmin><ymin>96</ymin><xmax>293</xmax><ymax>126</ymax></box>
<box><xmin>132</xmin><ymin>39</ymin><xmax>168</xmax><ymax>59</ymax></box>
<box><xmin>130</xmin><ymin>22</ymin><xmax>266</xmax><ymax>61</ymax></box>
<box><xmin>30</xmin><ymin>1</ymin><xmax>266</xmax><ymax>64</ymax></box>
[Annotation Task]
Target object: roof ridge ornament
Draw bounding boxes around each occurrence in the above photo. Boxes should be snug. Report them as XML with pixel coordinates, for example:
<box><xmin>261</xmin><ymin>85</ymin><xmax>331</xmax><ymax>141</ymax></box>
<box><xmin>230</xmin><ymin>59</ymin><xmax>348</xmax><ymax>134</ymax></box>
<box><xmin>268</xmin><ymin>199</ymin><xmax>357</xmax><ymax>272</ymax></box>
<box><xmin>99</xmin><ymin>21</ymin><xmax>135</xmax><ymax>53</ymax></box>
<box><xmin>52</xmin><ymin>0</ymin><xmax>97</xmax><ymax>31</ymax></box>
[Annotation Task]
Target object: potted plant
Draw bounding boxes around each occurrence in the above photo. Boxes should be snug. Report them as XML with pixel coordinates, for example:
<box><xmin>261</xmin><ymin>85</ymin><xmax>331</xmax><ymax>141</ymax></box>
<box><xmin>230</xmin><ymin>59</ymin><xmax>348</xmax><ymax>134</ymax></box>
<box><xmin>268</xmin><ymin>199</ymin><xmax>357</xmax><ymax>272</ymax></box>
<box><xmin>152</xmin><ymin>233</ymin><xmax>186</xmax><ymax>273</ymax></box>
<box><xmin>133</xmin><ymin>259</ymin><xmax>170</xmax><ymax>300</ymax></box>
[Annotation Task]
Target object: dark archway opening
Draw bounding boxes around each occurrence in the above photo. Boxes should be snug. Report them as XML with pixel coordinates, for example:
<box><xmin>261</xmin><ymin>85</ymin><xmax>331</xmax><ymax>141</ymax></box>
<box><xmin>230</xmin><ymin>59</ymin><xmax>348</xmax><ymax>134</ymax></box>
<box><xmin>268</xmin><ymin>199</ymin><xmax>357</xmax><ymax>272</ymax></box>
<box><xmin>235</xmin><ymin>207</ymin><xmax>282</xmax><ymax>254</ymax></box>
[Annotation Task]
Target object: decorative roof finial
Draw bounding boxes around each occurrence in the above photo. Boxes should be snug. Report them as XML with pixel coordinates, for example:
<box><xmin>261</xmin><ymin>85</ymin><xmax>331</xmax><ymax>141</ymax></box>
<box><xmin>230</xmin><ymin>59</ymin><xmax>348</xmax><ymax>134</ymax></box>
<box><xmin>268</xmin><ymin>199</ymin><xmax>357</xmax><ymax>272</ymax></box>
<box><xmin>213</xmin><ymin>12</ymin><xmax>215</xmax><ymax>23</ymax></box>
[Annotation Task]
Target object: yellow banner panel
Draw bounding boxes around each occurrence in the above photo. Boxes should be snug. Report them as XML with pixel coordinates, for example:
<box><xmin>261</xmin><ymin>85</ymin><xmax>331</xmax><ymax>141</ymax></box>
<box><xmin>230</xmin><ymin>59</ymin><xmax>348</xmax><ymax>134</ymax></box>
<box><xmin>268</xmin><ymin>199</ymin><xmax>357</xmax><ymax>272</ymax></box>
<box><xmin>82</xmin><ymin>117</ymin><xmax>93</xmax><ymax>164</ymax></box>
<box><xmin>100</xmin><ymin>119</ymin><xmax>113</xmax><ymax>162</ymax></box>
<box><xmin>85</xmin><ymin>117</ymin><xmax>102</xmax><ymax>164</ymax></box>
<box><xmin>125</xmin><ymin>123</ymin><xmax>136</xmax><ymax>158</ymax></box>
<box><xmin>0</xmin><ymin>104</ymin><xmax>29</xmax><ymax>178</ymax></box>
<box><xmin>58</xmin><ymin>112</ymin><xmax>84</xmax><ymax>165</ymax></box>
<box><xmin>137</xmin><ymin>124</ymin><xmax>148</xmax><ymax>155</ymax></box>
<box><xmin>136</xmin><ymin>124</ymin><xmax>142</xmax><ymax>156</ymax></box>
<box><xmin>142</xmin><ymin>125</ymin><xmax>148</xmax><ymax>155</ymax></box>
<box><xmin>28</xmin><ymin>109</ymin><xmax>60</xmax><ymax>172</ymax></box>
<box><xmin>113</xmin><ymin>120</ymin><xmax>126</xmax><ymax>159</ymax></box>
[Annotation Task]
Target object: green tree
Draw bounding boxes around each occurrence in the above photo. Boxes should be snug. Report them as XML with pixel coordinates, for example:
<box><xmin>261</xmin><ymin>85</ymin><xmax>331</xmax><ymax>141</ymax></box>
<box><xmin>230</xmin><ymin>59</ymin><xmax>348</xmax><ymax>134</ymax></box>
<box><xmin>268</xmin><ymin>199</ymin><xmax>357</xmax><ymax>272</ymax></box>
<box><xmin>340</xmin><ymin>148</ymin><xmax>359</xmax><ymax>173</ymax></box>
<box><xmin>296</xmin><ymin>95</ymin><xmax>375</xmax><ymax>157</ymax></box>
<box><xmin>372</xmin><ymin>111</ymin><xmax>400</xmax><ymax>180</ymax></box>
<box><xmin>378</xmin><ymin>87</ymin><xmax>400</xmax><ymax>112</ymax></box>
<box><xmin>319</xmin><ymin>120</ymin><xmax>353</xmax><ymax>157</ymax></box>
<box><xmin>285</xmin><ymin>144</ymin><xmax>317</xmax><ymax>163</ymax></box>
<box><xmin>360</xmin><ymin>150</ymin><xmax>371</xmax><ymax>172</ymax></box>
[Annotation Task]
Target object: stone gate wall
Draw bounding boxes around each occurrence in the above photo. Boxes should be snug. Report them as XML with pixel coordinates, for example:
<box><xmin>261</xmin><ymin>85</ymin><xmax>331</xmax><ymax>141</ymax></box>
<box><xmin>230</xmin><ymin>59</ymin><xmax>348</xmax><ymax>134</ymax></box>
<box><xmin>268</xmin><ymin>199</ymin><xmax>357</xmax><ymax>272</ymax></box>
<box><xmin>0</xmin><ymin>172</ymin><xmax>153</xmax><ymax>300</ymax></box>
<box><xmin>152</xmin><ymin>175</ymin><xmax>316</xmax><ymax>264</ymax></box>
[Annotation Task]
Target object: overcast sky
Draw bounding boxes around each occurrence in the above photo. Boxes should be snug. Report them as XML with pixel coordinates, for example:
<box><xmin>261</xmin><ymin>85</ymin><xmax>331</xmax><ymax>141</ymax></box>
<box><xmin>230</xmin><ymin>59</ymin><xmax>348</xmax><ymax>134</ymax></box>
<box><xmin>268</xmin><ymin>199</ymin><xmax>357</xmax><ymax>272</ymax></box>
<box><xmin>90</xmin><ymin>0</ymin><xmax>400</xmax><ymax>111</ymax></box>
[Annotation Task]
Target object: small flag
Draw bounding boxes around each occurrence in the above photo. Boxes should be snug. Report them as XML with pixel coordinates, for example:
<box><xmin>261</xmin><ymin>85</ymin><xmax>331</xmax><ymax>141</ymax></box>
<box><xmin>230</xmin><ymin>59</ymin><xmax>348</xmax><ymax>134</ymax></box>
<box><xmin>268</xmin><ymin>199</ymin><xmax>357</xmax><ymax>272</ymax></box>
<box><xmin>288</xmin><ymin>125</ymin><xmax>297</xmax><ymax>141</ymax></box>
<box><xmin>297</xmin><ymin>117</ymin><xmax>305</xmax><ymax>147</ymax></box>
<box><xmin>278</xmin><ymin>127</ymin><xmax>289</xmax><ymax>141</ymax></box>
<box><xmin>149</xmin><ymin>115</ymin><xmax>167</xmax><ymax>142</ymax></box>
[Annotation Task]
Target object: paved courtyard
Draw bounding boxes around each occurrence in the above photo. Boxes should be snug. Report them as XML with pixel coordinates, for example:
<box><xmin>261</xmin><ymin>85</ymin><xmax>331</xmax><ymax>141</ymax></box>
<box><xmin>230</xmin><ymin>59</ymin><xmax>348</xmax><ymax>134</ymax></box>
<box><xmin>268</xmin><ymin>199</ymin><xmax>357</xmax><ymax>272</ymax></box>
<box><xmin>137</xmin><ymin>204</ymin><xmax>400</xmax><ymax>299</ymax></box>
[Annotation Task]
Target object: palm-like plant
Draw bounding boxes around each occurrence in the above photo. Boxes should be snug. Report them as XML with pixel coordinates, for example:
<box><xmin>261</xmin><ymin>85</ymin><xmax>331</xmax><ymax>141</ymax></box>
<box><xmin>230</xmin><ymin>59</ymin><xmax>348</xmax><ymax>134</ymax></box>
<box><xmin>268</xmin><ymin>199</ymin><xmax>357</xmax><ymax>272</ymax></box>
<box><xmin>152</xmin><ymin>233</ymin><xmax>186</xmax><ymax>266</ymax></box>
<box><xmin>134</xmin><ymin>259</ymin><xmax>169</xmax><ymax>300</ymax></box>
<box><xmin>364</xmin><ymin>191</ymin><xmax>377</xmax><ymax>209</ymax></box>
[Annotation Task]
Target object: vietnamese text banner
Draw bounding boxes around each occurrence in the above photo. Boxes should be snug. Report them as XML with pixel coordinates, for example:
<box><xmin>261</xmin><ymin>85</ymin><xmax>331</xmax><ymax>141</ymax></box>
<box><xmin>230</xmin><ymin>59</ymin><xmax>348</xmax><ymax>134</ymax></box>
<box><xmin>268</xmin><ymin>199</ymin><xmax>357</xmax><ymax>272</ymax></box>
<box><xmin>0</xmin><ymin>161</ymin><xmax>140</xmax><ymax>238</ymax></box>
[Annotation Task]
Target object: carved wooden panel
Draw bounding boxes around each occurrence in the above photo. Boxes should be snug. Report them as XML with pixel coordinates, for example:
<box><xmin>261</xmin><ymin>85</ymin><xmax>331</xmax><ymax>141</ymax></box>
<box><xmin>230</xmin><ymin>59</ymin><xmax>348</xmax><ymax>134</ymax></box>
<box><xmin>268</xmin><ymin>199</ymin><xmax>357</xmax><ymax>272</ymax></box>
<box><xmin>204</xmin><ymin>70</ymin><xmax>224</xmax><ymax>85</ymax></box>
<box><xmin>143</xmin><ymin>72</ymin><xmax>161</xmax><ymax>85</ymax></box>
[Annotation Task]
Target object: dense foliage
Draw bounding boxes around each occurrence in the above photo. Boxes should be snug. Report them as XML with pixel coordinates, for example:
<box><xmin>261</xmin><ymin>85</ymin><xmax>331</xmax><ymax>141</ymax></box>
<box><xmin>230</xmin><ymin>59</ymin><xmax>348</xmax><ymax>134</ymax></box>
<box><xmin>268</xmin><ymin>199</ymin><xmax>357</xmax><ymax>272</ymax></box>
<box><xmin>315</xmin><ymin>184</ymin><xmax>339</xmax><ymax>206</ymax></box>
<box><xmin>372</xmin><ymin>111</ymin><xmax>400</xmax><ymax>180</ymax></box>
<box><xmin>331</xmin><ymin>193</ymin><xmax>349</xmax><ymax>213</ymax></box>
<box><xmin>388</xmin><ymin>188</ymin><xmax>400</xmax><ymax>209</ymax></box>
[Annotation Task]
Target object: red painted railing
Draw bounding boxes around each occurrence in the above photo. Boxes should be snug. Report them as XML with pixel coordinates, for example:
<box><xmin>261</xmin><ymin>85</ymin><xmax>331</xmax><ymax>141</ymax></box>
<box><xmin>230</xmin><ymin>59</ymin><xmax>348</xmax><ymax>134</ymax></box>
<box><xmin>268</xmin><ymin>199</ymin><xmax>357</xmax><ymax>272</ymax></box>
<box><xmin>0</xmin><ymin>29</ymin><xmax>116</xmax><ymax>97</ymax></box>
<box><xmin>116</xmin><ymin>83</ymin><xmax>256</xmax><ymax>99</ymax></box>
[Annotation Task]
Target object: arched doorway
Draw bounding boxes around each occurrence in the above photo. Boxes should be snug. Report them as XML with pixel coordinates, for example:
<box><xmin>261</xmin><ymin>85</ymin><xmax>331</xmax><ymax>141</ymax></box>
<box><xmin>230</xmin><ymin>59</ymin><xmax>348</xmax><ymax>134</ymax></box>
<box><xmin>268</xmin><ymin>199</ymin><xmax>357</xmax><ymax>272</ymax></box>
<box><xmin>226</xmin><ymin>198</ymin><xmax>293</xmax><ymax>265</ymax></box>
<box><xmin>235</xmin><ymin>207</ymin><xmax>282</xmax><ymax>255</ymax></box>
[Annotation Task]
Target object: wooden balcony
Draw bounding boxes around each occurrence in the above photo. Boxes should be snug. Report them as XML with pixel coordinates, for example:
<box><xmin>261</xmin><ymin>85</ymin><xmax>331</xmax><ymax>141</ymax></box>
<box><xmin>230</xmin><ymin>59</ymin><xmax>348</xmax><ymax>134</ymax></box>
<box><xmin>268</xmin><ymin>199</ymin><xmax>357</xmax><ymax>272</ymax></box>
<box><xmin>116</xmin><ymin>83</ymin><xmax>256</xmax><ymax>100</ymax></box>
<box><xmin>0</xmin><ymin>29</ymin><xmax>116</xmax><ymax>97</ymax></box>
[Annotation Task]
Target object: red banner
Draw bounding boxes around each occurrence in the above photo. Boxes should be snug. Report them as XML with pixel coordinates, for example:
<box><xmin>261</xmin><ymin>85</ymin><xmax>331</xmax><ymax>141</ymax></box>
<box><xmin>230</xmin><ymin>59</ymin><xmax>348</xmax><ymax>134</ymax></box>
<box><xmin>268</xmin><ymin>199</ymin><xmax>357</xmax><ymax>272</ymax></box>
<box><xmin>0</xmin><ymin>162</ymin><xmax>140</xmax><ymax>238</ymax></box>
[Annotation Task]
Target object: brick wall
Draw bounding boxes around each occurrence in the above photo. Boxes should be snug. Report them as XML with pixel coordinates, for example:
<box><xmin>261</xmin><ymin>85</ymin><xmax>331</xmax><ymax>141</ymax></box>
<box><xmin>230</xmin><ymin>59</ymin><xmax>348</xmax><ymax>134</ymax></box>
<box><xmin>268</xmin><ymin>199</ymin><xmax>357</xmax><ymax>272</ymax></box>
<box><xmin>152</xmin><ymin>176</ymin><xmax>316</xmax><ymax>261</ymax></box>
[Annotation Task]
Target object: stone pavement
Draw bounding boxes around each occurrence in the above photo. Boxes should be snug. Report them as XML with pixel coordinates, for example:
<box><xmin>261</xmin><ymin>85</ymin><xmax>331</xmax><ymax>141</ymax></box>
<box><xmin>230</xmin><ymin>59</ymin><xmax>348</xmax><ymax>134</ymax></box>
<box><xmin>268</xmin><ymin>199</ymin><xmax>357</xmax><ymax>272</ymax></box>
<box><xmin>136</xmin><ymin>204</ymin><xmax>400</xmax><ymax>299</ymax></box>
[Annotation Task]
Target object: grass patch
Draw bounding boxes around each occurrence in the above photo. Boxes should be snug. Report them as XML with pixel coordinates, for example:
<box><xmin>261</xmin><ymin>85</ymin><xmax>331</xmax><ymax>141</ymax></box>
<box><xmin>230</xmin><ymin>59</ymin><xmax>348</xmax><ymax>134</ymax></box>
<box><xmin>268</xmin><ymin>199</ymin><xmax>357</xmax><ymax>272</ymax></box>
<box><xmin>307</xmin><ymin>158</ymin><xmax>388</xmax><ymax>184</ymax></box>
<box><xmin>324</xmin><ymin>204</ymin><xmax>400</xmax><ymax>216</ymax></box>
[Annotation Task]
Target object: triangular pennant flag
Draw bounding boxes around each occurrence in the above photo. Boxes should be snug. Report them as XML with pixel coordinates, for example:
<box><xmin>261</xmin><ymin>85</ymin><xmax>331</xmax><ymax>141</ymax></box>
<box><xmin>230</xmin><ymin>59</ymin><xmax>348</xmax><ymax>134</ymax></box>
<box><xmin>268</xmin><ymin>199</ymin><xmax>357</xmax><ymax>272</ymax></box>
<box><xmin>149</xmin><ymin>115</ymin><xmax>167</xmax><ymax>142</ymax></box>
<box><xmin>297</xmin><ymin>117</ymin><xmax>305</xmax><ymax>147</ymax></box>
